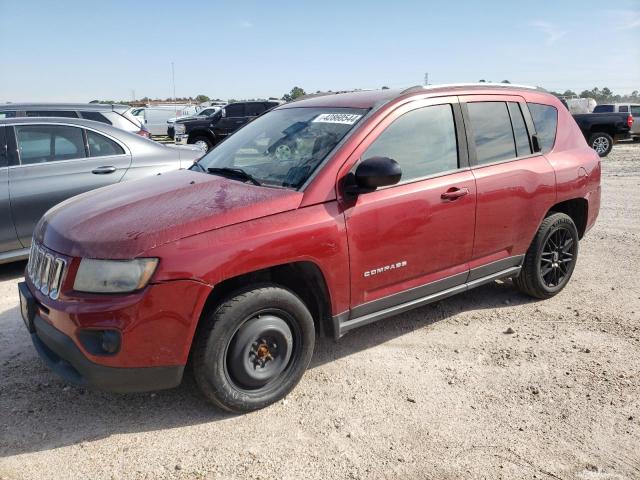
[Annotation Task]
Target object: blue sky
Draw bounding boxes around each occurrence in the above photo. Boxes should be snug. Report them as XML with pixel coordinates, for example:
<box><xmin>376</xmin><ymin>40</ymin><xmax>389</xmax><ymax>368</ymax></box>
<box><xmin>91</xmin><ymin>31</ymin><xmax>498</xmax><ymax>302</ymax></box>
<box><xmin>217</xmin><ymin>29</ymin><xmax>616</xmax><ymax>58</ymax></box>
<box><xmin>1</xmin><ymin>0</ymin><xmax>638</xmax><ymax>102</ymax></box>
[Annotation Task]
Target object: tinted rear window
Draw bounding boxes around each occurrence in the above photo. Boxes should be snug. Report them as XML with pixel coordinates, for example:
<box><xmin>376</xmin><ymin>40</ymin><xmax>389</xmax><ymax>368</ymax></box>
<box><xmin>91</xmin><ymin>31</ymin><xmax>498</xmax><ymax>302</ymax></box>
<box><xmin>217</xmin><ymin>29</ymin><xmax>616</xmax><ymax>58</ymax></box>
<box><xmin>467</xmin><ymin>102</ymin><xmax>516</xmax><ymax>164</ymax></box>
<box><xmin>528</xmin><ymin>103</ymin><xmax>558</xmax><ymax>154</ymax></box>
<box><xmin>25</xmin><ymin>110</ymin><xmax>78</xmax><ymax>118</ymax></box>
<box><xmin>224</xmin><ymin>104</ymin><xmax>244</xmax><ymax>117</ymax></box>
<box><xmin>81</xmin><ymin>111</ymin><xmax>112</xmax><ymax>124</ymax></box>
<box><xmin>0</xmin><ymin>111</ymin><xmax>17</xmax><ymax>119</ymax></box>
<box><xmin>593</xmin><ymin>105</ymin><xmax>614</xmax><ymax>113</ymax></box>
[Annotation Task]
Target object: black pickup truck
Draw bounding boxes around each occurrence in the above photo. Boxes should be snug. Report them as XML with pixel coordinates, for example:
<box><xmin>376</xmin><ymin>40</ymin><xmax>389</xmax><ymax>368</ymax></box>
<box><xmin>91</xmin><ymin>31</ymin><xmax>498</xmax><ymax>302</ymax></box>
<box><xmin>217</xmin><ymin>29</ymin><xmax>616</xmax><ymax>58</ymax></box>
<box><xmin>572</xmin><ymin>111</ymin><xmax>633</xmax><ymax>157</ymax></box>
<box><xmin>174</xmin><ymin>101</ymin><xmax>280</xmax><ymax>152</ymax></box>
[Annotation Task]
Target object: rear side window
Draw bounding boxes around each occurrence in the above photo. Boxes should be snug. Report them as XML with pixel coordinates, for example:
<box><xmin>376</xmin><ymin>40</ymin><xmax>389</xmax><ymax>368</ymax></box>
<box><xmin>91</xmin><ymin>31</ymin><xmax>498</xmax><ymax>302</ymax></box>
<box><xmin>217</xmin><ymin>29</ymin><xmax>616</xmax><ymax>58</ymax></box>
<box><xmin>593</xmin><ymin>105</ymin><xmax>614</xmax><ymax>113</ymax></box>
<box><xmin>245</xmin><ymin>103</ymin><xmax>266</xmax><ymax>116</ymax></box>
<box><xmin>81</xmin><ymin>111</ymin><xmax>112</xmax><ymax>124</ymax></box>
<box><xmin>25</xmin><ymin>110</ymin><xmax>78</xmax><ymax>118</ymax></box>
<box><xmin>507</xmin><ymin>102</ymin><xmax>532</xmax><ymax>157</ymax></box>
<box><xmin>528</xmin><ymin>103</ymin><xmax>558</xmax><ymax>154</ymax></box>
<box><xmin>467</xmin><ymin>102</ymin><xmax>516</xmax><ymax>164</ymax></box>
<box><xmin>631</xmin><ymin>106</ymin><xmax>640</xmax><ymax>116</ymax></box>
<box><xmin>86</xmin><ymin>130</ymin><xmax>125</xmax><ymax>157</ymax></box>
<box><xmin>224</xmin><ymin>104</ymin><xmax>244</xmax><ymax>117</ymax></box>
<box><xmin>363</xmin><ymin>104</ymin><xmax>458</xmax><ymax>182</ymax></box>
<box><xmin>15</xmin><ymin>125</ymin><xmax>86</xmax><ymax>164</ymax></box>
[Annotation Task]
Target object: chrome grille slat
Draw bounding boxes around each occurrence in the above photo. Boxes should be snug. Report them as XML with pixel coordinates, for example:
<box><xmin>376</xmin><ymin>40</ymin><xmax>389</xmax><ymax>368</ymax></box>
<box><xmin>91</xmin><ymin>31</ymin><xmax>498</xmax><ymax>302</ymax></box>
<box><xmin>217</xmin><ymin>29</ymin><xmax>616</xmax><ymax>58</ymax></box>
<box><xmin>27</xmin><ymin>242</ymin><xmax>67</xmax><ymax>300</ymax></box>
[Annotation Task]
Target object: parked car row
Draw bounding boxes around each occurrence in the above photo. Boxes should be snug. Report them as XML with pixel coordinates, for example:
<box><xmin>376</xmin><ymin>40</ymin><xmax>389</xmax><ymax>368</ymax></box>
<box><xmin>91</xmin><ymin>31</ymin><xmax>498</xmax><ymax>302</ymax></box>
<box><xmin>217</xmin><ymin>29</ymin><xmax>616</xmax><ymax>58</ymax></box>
<box><xmin>593</xmin><ymin>103</ymin><xmax>640</xmax><ymax>142</ymax></box>
<box><xmin>0</xmin><ymin>117</ymin><xmax>203</xmax><ymax>263</ymax></box>
<box><xmin>0</xmin><ymin>103</ymin><xmax>151</xmax><ymax>138</ymax></box>
<box><xmin>572</xmin><ymin>109</ymin><xmax>634</xmax><ymax>157</ymax></box>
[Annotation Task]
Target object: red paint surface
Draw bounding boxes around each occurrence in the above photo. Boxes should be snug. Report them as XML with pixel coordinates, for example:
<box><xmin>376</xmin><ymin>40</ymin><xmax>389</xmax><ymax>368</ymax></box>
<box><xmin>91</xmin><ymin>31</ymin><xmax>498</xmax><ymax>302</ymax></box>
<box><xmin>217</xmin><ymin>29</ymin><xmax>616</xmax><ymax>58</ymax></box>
<box><xmin>27</xmin><ymin>86</ymin><xmax>601</xmax><ymax>370</ymax></box>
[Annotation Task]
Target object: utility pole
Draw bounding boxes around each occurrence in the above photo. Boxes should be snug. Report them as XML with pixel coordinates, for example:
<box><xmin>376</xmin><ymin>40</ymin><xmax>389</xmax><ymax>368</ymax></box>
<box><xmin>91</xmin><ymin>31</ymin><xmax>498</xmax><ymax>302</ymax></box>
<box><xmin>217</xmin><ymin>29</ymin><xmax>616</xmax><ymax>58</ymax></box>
<box><xmin>171</xmin><ymin>61</ymin><xmax>177</xmax><ymax>115</ymax></box>
<box><xmin>424</xmin><ymin>72</ymin><xmax>429</xmax><ymax>86</ymax></box>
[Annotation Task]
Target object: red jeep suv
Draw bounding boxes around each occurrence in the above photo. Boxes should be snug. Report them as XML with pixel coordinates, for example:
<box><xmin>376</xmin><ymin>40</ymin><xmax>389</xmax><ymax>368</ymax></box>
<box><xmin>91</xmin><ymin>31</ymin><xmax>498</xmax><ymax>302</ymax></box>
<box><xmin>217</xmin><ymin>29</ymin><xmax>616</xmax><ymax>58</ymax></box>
<box><xmin>19</xmin><ymin>85</ymin><xmax>601</xmax><ymax>412</ymax></box>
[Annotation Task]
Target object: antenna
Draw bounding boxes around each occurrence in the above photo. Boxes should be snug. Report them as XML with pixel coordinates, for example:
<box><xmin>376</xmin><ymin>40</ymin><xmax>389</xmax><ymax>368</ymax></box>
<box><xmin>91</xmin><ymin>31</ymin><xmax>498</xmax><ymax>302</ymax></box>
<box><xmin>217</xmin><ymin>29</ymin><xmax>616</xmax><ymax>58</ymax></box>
<box><xmin>424</xmin><ymin>72</ymin><xmax>429</xmax><ymax>86</ymax></box>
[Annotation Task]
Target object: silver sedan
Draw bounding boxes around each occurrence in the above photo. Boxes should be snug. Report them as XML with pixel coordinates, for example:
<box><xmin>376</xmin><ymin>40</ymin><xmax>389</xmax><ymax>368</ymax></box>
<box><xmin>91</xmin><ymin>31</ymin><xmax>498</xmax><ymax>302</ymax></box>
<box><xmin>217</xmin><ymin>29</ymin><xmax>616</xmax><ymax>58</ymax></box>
<box><xmin>0</xmin><ymin>117</ymin><xmax>204</xmax><ymax>263</ymax></box>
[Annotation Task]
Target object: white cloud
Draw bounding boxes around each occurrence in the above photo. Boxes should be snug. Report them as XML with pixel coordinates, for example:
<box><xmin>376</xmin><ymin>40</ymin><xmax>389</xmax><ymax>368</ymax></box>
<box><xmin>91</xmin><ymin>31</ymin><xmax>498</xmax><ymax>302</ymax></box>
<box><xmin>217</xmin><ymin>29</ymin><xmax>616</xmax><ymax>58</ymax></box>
<box><xmin>530</xmin><ymin>20</ymin><xmax>567</xmax><ymax>46</ymax></box>
<box><xmin>239</xmin><ymin>20</ymin><xmax>253</xmax><ymax>28</ymax></box>
<box><xmin>617</xmin><ymin>11</ymin><xmax>640</xmax><ymax>29</ymax></box>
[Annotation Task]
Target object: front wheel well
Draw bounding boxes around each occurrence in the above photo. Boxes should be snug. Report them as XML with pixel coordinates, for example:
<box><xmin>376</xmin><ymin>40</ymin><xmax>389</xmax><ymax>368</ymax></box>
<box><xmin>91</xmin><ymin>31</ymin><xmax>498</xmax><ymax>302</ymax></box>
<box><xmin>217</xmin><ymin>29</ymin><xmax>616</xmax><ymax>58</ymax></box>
<box><xmin>196</xmin><ymin>262</ymin><xmax>334</xmax><ymax>342</ymax></box>
<box><xmin>547</xmin><ymin>198</ymin><xmax>588</xmax><ymax>238</ymax></box>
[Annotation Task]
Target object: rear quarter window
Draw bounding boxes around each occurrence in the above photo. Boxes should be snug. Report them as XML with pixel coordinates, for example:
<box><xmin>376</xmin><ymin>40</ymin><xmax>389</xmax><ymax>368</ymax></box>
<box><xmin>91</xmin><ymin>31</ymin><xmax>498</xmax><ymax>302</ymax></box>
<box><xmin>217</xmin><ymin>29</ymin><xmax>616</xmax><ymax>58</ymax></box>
<box><xmin>527</xmin><ymin>103</ymin><xmax>558</xmax><ymax>154</ymax></box>
<box><xmin>80</xmin><ymin>111</ymin><xmax>112</xmax><ymax>124</ymax></box>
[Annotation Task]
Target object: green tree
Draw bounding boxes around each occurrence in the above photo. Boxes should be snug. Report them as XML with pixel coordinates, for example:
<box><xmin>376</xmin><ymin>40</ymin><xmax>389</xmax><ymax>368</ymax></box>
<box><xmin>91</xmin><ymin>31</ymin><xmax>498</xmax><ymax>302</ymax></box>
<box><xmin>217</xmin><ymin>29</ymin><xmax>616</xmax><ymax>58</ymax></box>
<box><xmin>501</xmin><ymin>80</ymin><xmax>511</xmax><ymax>84</ymax></box>
<box><xmin>381</xmin><ymin>86</ymin><xmax>390</xmax><ymax>90</ymax></box>
<box><xmin>282</xmin><ymin>86</ymin><xmax>307</xmax><ymax>102</ymax></box>
<box><xmin>195</xmin><ymin>94</ymin><xmax>210</xmax><ymax>103</ymax></box>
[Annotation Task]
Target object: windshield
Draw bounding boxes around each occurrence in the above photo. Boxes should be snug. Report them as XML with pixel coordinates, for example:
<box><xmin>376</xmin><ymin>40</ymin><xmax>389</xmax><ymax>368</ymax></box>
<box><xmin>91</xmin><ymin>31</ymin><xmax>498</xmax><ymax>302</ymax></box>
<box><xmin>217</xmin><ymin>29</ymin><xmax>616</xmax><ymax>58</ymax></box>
<box><xmin>193</xmin><ymin>107</ymin><xmax>367</xmax><ymax>188</ymax></box>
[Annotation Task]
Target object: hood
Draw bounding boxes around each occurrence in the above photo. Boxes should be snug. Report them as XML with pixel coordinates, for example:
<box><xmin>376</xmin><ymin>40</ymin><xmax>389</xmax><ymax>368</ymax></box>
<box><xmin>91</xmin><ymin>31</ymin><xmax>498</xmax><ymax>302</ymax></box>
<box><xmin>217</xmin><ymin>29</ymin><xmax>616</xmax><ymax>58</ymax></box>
<box><xmin>36</xmin><ymin>170</ymin><xmax>303</xmax><ymax>259</ymax></box>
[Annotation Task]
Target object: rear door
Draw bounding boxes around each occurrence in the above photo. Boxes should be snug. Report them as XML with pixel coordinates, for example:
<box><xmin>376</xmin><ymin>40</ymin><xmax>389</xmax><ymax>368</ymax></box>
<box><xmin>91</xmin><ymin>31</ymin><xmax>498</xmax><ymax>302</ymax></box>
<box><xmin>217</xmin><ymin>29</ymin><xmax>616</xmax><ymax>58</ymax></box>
<box><xmin>0</xmin><ymin>126</ymin><xmax>21</xmax><ymax>255</ymax></box>
<box><xmin>214</xmin><ymin>103</ymin><xmax>247</xmax><ymax>138</ymax></box>
<box><xmin>460</xmin><ymin>95</ymin><xmax>556</xmax><ymax>275</ymax></box>
<box><xmin>8</xmin><ymin>123</ymin><xmax>132</xmax><ymax>246</ymax></box>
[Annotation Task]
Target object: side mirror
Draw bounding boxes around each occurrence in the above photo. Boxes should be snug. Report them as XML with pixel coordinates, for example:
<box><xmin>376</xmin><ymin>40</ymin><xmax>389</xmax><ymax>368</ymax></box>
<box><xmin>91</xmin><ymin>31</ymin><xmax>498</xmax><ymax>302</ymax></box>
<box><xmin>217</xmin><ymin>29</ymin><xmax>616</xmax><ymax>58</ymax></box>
<box><xmin>344</xmin><ymin>156</ymin><xmax>402</xmax><ymax>195</ymax></box>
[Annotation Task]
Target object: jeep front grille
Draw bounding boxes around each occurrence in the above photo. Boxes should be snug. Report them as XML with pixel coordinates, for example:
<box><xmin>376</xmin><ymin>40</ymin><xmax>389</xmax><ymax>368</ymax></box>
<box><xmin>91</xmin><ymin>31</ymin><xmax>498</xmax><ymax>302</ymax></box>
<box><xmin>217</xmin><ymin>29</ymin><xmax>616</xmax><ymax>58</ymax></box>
<box><xmin>26</xmin><ymin>243</ymin><xmax>66</xmax><ymax>300</ymax></box>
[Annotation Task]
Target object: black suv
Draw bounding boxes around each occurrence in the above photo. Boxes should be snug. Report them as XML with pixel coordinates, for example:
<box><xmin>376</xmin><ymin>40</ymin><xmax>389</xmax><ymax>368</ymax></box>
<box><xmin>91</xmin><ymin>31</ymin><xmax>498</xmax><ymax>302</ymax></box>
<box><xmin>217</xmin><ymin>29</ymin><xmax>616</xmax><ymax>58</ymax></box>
<box><xmin>174</xmin><ymin>101</ymin><xmax>280</xmax><ymax>151</ymax></box>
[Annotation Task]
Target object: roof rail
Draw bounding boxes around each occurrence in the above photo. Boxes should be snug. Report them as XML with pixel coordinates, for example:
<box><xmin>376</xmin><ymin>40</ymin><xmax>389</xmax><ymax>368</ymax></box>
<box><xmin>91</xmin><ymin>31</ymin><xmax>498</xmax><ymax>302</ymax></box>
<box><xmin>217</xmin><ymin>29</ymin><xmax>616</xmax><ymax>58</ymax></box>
<box><xmin>400</xmin><ymin>83</ymin><xmax>541</xmax><ymax>95</ymax></box>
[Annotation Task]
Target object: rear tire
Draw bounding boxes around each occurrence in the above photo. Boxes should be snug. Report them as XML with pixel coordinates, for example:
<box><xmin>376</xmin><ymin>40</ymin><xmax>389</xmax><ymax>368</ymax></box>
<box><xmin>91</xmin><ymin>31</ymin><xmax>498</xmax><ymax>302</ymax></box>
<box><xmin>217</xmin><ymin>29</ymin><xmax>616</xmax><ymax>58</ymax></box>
<box><xmin>514</xmin><ymin>213</ymin><xmax>579</xmax><ymax>299</ymax></box>
<box><xmin>192</xmin><ymin>285</ymin><xmax>315</xmax><ymax>413</ymax></box>
<box><xmin>188</xmin><ymin>135</ymin><xmax>213</xmax><ymax>152</ymax></box>
<box><xmin>588</xmin><ymin>132</ymin><xmax>613</xmax><ymax>157</ymax></box>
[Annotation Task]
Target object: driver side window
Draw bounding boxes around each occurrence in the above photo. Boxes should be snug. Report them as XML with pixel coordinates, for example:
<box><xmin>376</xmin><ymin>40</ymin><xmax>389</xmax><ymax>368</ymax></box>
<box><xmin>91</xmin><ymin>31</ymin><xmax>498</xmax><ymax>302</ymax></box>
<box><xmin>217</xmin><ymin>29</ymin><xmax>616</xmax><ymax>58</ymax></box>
<box><xmin>363</xmin><ymin>104</ymin><xmax>459</xmax><ymax>183</ymax></box>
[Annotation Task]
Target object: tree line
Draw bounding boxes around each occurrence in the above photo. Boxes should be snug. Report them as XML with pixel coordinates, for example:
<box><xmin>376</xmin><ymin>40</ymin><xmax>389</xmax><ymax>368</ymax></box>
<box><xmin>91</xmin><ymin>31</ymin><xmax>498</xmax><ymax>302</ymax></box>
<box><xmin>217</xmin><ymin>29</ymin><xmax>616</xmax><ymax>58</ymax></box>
<box><xmin>89</xmin><ymin>84</ymin><xmax>640</xmax><ymax>106</ymax></box>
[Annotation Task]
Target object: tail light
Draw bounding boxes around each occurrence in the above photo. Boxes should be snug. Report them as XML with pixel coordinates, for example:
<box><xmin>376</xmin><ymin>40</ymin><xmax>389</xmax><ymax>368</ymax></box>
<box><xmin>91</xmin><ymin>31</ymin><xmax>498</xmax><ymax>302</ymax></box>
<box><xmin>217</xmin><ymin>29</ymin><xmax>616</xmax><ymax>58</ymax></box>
<box><xmin>628</xmin><ymin>114</ymin><xmax>634</xmax><ymax>128</ymax></box>
<box><xmin>137</xmin><ymin>125</ymin><xmax>151</xmax><ymax>139</ymax></box>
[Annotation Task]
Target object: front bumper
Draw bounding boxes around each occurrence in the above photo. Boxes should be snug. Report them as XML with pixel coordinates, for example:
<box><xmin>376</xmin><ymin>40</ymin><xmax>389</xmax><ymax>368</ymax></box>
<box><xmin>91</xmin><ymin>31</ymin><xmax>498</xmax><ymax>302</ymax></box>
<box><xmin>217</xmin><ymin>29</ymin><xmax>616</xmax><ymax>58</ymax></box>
<box><xmin>174</xmin><ymin>134</ymin><xmax>188</xmax><ymax>145</ymax></box>
<box><xmin>31</xmin><ymin>312</ymin><xmax>183</xmax><ymax>392</ymax></box>
<box><xmin>19</xmin><ymin>273</ymin><xmax>212</xmax><ymax>392</ymax></box>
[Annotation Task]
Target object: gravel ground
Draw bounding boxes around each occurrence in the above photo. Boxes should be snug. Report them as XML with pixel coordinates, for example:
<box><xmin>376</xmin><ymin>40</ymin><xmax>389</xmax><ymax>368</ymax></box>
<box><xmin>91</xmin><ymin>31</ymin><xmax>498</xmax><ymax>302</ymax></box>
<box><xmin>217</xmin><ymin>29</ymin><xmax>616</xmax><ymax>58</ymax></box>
<box><xmin>1</xmin><ymin>144</ymin><xmax>639</xmax><ymax>480</ymax></box>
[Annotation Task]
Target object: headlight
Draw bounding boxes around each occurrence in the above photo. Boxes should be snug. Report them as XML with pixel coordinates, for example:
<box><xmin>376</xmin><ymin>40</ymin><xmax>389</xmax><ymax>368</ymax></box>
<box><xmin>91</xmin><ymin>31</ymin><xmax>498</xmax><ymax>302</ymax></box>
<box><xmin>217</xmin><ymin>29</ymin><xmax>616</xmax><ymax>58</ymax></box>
<box><xmin>174</xmin><ymin>123</ymin><xmax>186</xmax><ymax>134</ymax></box>
<box><xmin>73</xmin><ymin>258</ymin><xmax>158</xmax><ymax>293</ymax></box>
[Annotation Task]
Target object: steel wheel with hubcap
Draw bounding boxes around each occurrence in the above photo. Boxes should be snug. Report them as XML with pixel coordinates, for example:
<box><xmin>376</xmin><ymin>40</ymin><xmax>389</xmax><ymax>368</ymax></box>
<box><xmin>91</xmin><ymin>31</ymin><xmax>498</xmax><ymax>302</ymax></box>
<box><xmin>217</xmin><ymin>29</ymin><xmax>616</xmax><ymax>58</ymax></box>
<box><xmin>192</xmin><ymin>285</ymin><xmax>315</xmax><ymax>412</ymax></box>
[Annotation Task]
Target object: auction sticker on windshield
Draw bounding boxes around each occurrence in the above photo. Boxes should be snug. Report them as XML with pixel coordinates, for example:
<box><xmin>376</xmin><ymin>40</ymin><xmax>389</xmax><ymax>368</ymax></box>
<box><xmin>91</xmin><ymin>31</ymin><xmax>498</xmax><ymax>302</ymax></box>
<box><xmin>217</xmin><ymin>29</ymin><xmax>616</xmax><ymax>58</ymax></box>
<box><xmin>312</xmin><ymin>113</ymin><xmax>362</xmax><ymax>125</ymax></box>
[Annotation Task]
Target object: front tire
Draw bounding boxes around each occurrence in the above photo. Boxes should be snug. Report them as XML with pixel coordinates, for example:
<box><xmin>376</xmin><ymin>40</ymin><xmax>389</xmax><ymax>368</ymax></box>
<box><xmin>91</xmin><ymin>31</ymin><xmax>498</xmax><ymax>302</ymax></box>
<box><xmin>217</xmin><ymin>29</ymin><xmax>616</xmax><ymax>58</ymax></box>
<box><xmin>514</xmin><ymin>213</ymin><xmax>579</xmax><ymax>299</ymax></box>
<box><xmin>588</xmin><ymin>132</ymin><xmax>613</xmax><ymax>157</ymax></box>
<box><xmin>188</xmin><ymin>135</ymin><xmax>213</xmax><ymax>152</ymax></box>
<box><xmin>192</xmin><ymin>285</ymin><xmax>315</xmax><ymax>413</ymax></box>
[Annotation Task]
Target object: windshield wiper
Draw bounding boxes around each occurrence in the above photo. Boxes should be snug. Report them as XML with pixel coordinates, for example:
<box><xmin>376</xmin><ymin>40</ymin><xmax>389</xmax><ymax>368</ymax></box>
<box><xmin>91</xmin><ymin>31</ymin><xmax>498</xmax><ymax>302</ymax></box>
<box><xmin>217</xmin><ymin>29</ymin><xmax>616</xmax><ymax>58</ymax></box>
<box><xmin>207</xmin><ymin>167</ymin><xmax>262</xmax><ymax>186</ymax></box>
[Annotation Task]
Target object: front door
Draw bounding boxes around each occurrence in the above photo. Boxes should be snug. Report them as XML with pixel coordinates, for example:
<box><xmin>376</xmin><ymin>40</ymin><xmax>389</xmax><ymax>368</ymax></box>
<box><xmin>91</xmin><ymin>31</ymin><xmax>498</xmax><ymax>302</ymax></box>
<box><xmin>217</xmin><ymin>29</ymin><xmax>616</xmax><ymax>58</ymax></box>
<box><xmin>342</xmin><ymin>98</ymin><xmax>477</xmax><ymax>316</ymax></box>
<box><xmin>0</xmin><ymin>126</ymin><xmax>21</xmax><ymax>255</ymax></box>
<box><xmin>8</xmin><ymin>123</ymin><xmax>132</xmax><ymax>246</ymax></box>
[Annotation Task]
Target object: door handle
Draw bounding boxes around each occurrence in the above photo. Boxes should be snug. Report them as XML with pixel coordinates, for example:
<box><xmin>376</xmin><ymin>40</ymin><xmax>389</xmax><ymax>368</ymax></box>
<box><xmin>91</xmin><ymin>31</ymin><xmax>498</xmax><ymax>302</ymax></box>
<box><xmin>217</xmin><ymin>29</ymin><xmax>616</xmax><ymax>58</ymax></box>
<box><xmin>441</xmin><ymin>187</ymin><xmax>469</xmax><ymax>201</ymax></box>
<box><xmin>92</xmin><ymin>166</ymin><xmax>117</xmax><ymax>174</ymax></box>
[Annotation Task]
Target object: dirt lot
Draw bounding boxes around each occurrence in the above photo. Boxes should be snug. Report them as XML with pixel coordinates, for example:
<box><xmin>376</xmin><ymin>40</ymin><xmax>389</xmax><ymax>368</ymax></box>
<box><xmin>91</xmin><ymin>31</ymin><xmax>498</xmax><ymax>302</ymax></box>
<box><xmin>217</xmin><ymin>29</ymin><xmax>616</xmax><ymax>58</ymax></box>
<box><xmin>1</xmin><ymin>144</ymin><xmax>639</xmax><ymax>480</ymax></box>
